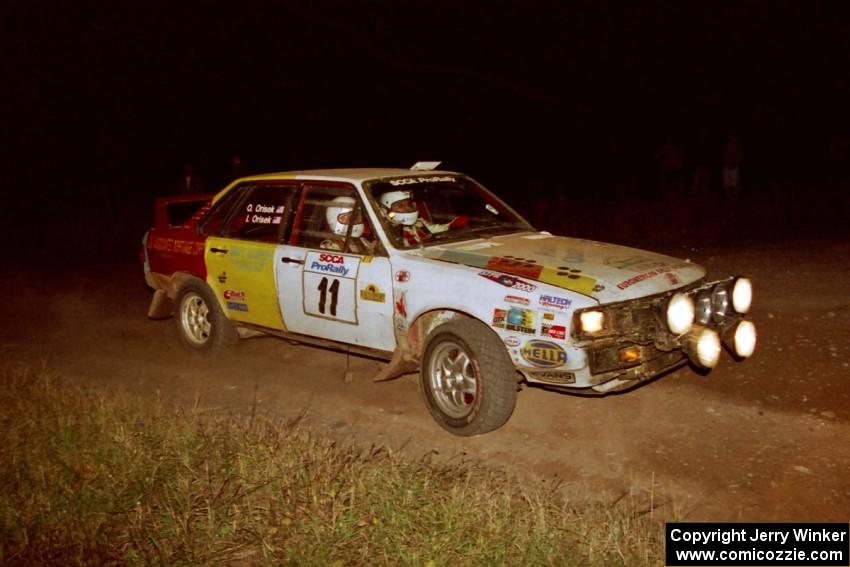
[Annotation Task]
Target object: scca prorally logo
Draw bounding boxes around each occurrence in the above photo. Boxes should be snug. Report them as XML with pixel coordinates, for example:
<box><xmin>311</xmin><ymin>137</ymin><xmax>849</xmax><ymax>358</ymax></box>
<box><xmin>521</xmin><ymin>340</ymin><xmax>567</xmax><ymax>368</ymax></box>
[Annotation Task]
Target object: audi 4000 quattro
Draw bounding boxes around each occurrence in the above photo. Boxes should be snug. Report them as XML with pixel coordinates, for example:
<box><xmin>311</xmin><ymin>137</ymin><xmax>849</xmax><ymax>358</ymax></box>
<box><xmin>143</xmin><ymin>163</ymin><xmax>756</xmax><ymax>435</ymax></box>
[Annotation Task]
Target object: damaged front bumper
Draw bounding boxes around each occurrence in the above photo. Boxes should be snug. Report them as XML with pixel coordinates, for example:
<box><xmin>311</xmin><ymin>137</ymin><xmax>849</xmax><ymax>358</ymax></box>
<box><xmin>530</xmin><ymin>278</ymin><xmax>756</xmax><ymax>393</ymax></box>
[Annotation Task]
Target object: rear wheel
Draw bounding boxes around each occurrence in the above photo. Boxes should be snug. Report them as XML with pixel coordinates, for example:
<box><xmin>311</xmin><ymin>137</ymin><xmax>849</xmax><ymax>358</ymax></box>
<box><xmin>174</xmin><ymin>279</ymin><xmax>237</xmax><ymax>354</ymax></box>
<box><xmin>420</xmin><ymin>319</ymin><xmax>517</xmax><ymax>436</ymax></box>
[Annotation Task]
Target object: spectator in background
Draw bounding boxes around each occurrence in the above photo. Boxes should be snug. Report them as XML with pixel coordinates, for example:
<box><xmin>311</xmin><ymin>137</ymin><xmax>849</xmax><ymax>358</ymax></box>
<box><xmin>175</xmin><ymin>162</ymin><xmax>206</xmax><ymax>194</ymax></box>
<box><xmin>228</xmin><ymin>155</ymin><xmax>244</xmax><ymax>183</ymax></box>
<box><xmin>691</xmin><ymin>128</ymin><xmax>713</xmax><ymax>197</ymax></box>
<box><xmin>721</xmin><ymin>130</ymin><xmax>745</xmax><ymax>196</ymax></box>
<box><xmin>655</xmin><ymin>134</ymin><xmax>685</xmax><ymax>197</ymax></box>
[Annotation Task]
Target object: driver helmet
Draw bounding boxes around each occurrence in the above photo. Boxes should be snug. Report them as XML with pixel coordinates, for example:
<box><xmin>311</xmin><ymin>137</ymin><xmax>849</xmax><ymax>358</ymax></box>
<box><xmin>379</xmin><ymin>190</ymin><xmax>419</xmax><ymax>226</ymax></box>
<box><xmin>325</xmin><ymin>196</ymin><xmax>364</xmax><ymax>238</ymax></box>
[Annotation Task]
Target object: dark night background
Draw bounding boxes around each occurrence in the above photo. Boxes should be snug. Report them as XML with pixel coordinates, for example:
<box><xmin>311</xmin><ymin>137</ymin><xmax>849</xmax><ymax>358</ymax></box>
<box><xmin>3</xmin><ymin>1</ymin><xmax>849</xmax><ymax>259</ymax></box>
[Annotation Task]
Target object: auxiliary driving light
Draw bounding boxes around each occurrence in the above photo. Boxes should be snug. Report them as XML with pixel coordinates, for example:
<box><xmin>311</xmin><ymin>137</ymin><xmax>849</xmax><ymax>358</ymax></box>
<box><xmin>666</xmin><ymin>293</ymin><xmax>695</xmax><ymax>335</ymax></box>
<box><xmin>710</xmin><ymin>283</ymin><xmax>730</xmax><ymax>322</ymax></box>
<box><xmin>733</xmin><ymin>320</ymin><xmax>757</xmax><ymax>358</ymax></box>
<box><xmin>684</xmin><ymin>325</ymin><xmax>722</xmax><ymax>369</ymax></box>
<box><xmin>580</xmin><ymin>310</ymin><xmax>605</xmax><ymax>334</ymax></box>
<box><xmin>732</xmin><ymin>277</ymin><xmax>753</xmax><ymax>314</ymax></box>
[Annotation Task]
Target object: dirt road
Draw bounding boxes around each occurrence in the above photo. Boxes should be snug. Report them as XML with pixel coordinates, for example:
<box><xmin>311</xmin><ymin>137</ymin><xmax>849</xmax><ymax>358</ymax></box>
<box><xmin>3</xmin><ymin>237</ymin><xmax>849</xmax><ymax>521</ymax></box>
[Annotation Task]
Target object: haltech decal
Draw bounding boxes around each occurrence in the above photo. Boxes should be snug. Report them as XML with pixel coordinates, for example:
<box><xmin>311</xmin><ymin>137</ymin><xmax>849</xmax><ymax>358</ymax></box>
<box><xmin>521</xmin><ymin>340</ymin><xmax>567</xmax><ymax>368</ymax></box>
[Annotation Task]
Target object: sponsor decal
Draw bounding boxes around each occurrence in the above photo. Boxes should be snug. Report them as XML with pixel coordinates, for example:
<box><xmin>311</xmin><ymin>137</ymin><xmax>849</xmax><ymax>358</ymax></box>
<box><xmin>275</xmin><ymin>205</ymin><xmax>285</xmax><ymax>214</ymax></box>
<box><xmin>504</xmin><ymin>294</ymin><xmax>530</xmax><ymax>306</ymax></box>
<box><xmin>504</xmin><ymin>336</ymin><xmax>521</xmax><ymax>348</ymax></box>
<box><xmin>521</xmin><ymin>340</ymin><xmax>568</xmax><ymax>368</ymax></box>
<box><xmin>388</xmin><ymin>176</ymin><xmax>455</xmax><ymax>186</ymax></box>
<box><xmin>492</xmin><ymin>308</ymin><xmax>506</xmax><ymax>327</ymax></box>
<box><xmin>539</xmin><ymin>294</ymin><xmax>571</xmax><ymax>311</ymax></box>
<box><xmin>394</xmin><ymin>270</ymin><xmax>411</xmax><ymax>283</ymax></box>
<box><xmin>151</xmin><ymin>237</ymin><xmax>205</xmax><ymax>255</ymax></box>
<box><xmin>478</xmin><ymin>271</ymin><xmax>537</xmax><ymax>292</ymax></box>
<box><xmin>543</xmin><ymin>312</ymin><xmax>555</xmax><ymax>321</ymax></box>
<box><xmin>223</xmin><ymin>289</ymin><xmax>245</xmax><ymax>301</ymax></box>
<box><xmin>217</xmin><ymin>271</ymin><xmax>227</xmax><ymax>284</ymax></box>
<box><xmin>664</xmin><ymin>272</ymin><xmax>681</xmax><ymax>285</ymax></box>
<box><xmin>541</xmin><ymin>323</ymin><xmax>567</xmax><ymax>340</ymax></box>
<box><xmin>486</xmin><ymin>256</ymin><xmax>543</xmax><ymax>279</ymax></box>
<box><xmin>272</xmin><ymin>216</ymin><xmax>282</xmax><ymax>224</ymax></box>
<box><xmin>395</xmin><ymin>292</ymin><xmax>407</xmax><ymax>318</ymax></box>
<box><xmin>359</xmin><ymin>284</ymin><xmax>386</xmax><ymax>303</ymax></box>
<box><xmin>493</xmin><ymin>307</ymin><xmax>535</xmax><ymax>334</ymax></box>
<box><xmin>226</xmin><ymin>301</ymin><xmax>249</xmax><ymax>312</ymax></box>
<box><xmin>617</xmin><ymin>266</ymin><xmax>683</xmax><ymax>290</ymax></box>
<box><xmin>305</xmin><ymin>251</ymin><xmax>356</xmax><ymax>278</ymax></box>
<box><xmin>528</xmin><ymin>370</ymin><xmax>576</xmax><ymax>384</ymax></box>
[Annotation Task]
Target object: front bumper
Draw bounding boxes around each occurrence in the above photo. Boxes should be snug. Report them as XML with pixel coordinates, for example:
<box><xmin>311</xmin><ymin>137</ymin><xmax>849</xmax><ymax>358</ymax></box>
<box><xmin>543</xmin><ymin>278</ymin><xmax>755</xmax><ymax>393</ymax></box>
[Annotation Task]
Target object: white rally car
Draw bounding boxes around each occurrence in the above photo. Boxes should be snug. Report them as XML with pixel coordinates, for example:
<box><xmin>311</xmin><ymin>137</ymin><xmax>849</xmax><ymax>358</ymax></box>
<box><xmin>143</xmin><ymin>163</ymin><xmax>756</xmax><ymax>435</ymax></box>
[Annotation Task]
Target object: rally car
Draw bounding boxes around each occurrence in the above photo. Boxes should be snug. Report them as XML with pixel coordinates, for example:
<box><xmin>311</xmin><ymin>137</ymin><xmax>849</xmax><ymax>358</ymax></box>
<box><xmin>142</xmin><ymin>163</ymin><xmax>756</xmax><ymax>436</ymax></box>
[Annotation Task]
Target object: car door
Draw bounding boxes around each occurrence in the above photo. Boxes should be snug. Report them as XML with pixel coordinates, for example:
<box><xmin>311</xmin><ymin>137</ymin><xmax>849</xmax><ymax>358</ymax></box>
<box><xmin>203</xmin><ymin>182</ymin><xmax>298</xmax><ymax>330</ymax></box>
<box><xmin>274</xmin><ymin>182</ymin><xmax>396</xmax><ymax>352</ymax></box>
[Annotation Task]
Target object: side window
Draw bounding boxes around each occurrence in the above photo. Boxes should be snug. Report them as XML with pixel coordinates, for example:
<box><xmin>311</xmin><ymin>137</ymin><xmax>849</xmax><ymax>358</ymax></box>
<box><xmin>198</xmin><ymin>186</ymin><xmax>246</xmax><ymax>236</ymax></box>
<box><xmin>224</xmin><ymin>184</ymin><xmax>297</xmax><ymax>243</ymax></box>
<box><xmin>290</xmin><ymin>184</ymin><xmax>380</xmax><ymax>256</ymax></box>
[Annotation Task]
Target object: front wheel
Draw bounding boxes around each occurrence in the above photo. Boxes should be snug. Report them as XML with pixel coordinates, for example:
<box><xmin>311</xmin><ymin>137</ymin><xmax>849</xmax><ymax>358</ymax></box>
<box><xmin>174</xmin><ymin>279</ymin><xmax>237</xmax><ymax>354</ymax></box>
<box><xmin>420</xmin><ymin>319</ymin><xmax>517</xmax><ymax>436</ymax></box>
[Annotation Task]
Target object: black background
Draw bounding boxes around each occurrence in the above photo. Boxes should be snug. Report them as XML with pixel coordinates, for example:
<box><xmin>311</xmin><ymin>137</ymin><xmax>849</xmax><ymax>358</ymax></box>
<box><xmin>3</xmin><ymin>1</ymin><xmax>849</xmax><ymax>253</ymax></box>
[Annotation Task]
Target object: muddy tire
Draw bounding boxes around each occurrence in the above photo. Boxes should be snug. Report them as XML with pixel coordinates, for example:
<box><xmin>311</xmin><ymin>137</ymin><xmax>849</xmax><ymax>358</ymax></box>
<box><xmin>420</xmin><ymin>319</ymin><xmax>517</xmax><ymax>436</ymax></box>
<box><xmin>174</xmin><ymin>278</ymin><xmax>237</xmax><ymax>354</ymax></box>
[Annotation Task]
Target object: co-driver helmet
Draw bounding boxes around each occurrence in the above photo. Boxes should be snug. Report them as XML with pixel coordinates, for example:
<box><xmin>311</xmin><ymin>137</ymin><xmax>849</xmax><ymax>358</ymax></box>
<box><xmin>325</xmin><ymin>196</ymin><xmax>364</xmax><ymax>238</ymax></box>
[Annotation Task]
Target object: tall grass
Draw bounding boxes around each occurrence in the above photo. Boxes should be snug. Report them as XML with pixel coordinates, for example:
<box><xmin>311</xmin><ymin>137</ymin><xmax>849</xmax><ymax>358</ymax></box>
<box><xmin>0</xmin><ymin>365</ymin><xmax>663</xmax><ymax>565</ymax></box>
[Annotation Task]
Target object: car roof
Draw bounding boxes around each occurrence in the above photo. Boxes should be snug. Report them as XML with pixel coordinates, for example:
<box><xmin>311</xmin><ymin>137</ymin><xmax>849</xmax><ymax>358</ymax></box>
<box><xmin>241</xmin><ymin>168</ymin><xmax>458</xmax><ymax>183</ymax></box>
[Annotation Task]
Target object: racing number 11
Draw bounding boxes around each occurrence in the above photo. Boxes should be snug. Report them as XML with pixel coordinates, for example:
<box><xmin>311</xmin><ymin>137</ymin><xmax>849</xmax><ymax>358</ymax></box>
<box><xmin>317</xmin><ymin>277</ymin><xmax>340</xmax><ymax>317</ymax></box>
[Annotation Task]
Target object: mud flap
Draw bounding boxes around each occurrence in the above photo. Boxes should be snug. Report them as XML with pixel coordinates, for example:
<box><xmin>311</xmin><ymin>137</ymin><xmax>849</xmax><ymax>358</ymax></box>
<box><xmin>147</xmin><ymin>289</ymin><xmax>175</xmax><ymax>319</ymax></box>
<box><xmin>373</xmin><ymin>347</ymin><xmax>418</xmax><ymax>382</ymax></box>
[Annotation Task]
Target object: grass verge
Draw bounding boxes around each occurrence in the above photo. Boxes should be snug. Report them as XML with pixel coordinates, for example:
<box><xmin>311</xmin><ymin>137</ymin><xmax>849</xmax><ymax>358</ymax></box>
<box><xmin>0</xmin><ymin>365</ymin><xmax>663</xmax><ymax>565</ymax></box>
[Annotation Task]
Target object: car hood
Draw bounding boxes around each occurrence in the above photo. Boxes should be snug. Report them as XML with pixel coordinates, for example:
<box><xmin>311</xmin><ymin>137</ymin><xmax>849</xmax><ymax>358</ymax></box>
<box><xmin>420</xmin><ymin>232</ymin><xmax>705</xmax><ymax>303</ymax></box>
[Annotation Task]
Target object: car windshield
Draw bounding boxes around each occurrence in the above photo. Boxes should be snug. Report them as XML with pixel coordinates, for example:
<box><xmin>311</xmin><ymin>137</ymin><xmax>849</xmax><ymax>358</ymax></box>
<box><xmin>366</xmin><ymin>174</ymin><xmax>534</xmax><ymax>249</ymax></box>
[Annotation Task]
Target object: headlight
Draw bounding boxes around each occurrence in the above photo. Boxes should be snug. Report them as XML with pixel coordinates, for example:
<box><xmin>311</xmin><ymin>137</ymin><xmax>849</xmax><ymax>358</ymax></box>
<box><xmin>666</xmin><ymin>293</ymin><xmax>695</xmax><ymax>335</ymax></box>
<box><xmin>579</xmin><ymin>310</ymin><xmax>605</xmax><ymax>334</ymax></box>
<box><xmin>731</xmin><ymin>277</ymin><xmax>753</xmax><ymax>314</ymax></box>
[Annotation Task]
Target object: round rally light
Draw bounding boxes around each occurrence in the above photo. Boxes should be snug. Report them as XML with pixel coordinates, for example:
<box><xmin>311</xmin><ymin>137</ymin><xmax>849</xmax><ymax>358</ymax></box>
<box><xmin>666</xmin><ymin>293</ymin><xmax>695</xmax><ymax>335</ymax></box>
<box><xmin>710</xmin><ymin>284</ymin><xmax>730</xmax><ymax>322</ymax></box>
<box><xmin>732</xmin><ymin>277</ymin><xmax>753</xmax><ymax>314</ymax></box>
<box><xmin>733</xmin><ymin>320</ymin><xmax>757</xmax><ymax>358</ymax></box>
<box><xmin>695</xmin><ymin>328</ymin><xmax>722</xmax><ymax>369</ymax></box>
